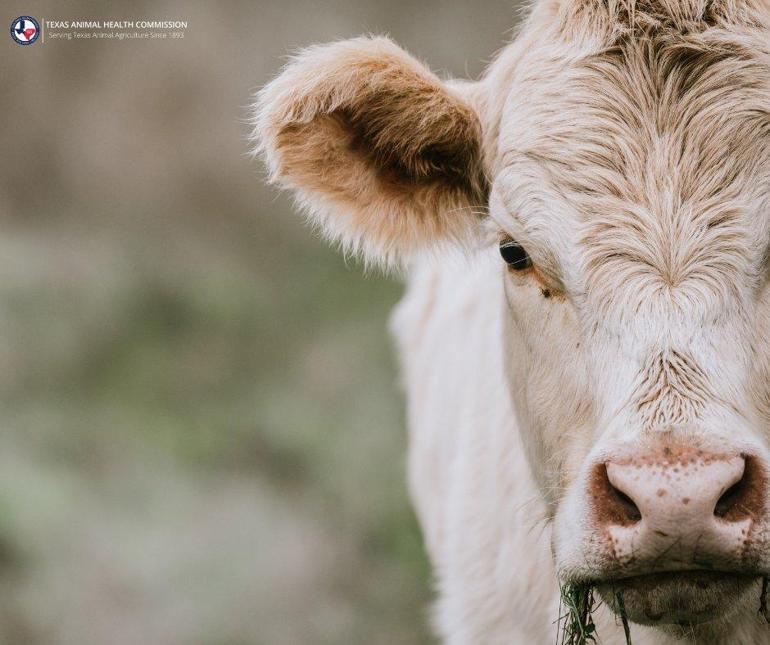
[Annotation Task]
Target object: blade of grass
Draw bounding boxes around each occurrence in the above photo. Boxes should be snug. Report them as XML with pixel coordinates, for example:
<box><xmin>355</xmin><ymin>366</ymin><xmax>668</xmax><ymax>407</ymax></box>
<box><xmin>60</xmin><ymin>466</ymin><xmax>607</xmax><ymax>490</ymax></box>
<box><xmin>615</xmin><ymin>590</ymin><xmax>632</xmax><ymax>644</ymax></box>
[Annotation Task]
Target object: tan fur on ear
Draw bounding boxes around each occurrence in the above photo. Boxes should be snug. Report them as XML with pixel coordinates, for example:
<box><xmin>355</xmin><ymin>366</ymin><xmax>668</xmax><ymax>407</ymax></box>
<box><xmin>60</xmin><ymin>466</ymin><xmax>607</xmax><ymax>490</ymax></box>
<box><xmin>251</xmin><ymin>36</ymin><xmax>487</xmax><ymax>265</ymax></box>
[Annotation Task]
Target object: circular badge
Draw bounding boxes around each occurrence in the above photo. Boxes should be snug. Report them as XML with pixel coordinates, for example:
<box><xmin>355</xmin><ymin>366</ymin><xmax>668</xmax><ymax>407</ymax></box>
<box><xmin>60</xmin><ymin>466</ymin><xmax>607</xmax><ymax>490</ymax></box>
<box><xmin>10</xmin><ymin>16</ymin><xmax>40</xmax><ymax>45</ymax></box>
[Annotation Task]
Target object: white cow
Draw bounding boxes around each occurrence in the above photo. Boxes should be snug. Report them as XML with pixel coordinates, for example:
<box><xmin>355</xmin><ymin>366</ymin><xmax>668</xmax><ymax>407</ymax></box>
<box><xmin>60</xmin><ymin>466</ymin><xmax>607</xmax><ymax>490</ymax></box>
<box><xmin>253</xmin><ymin>0</ymin><xmax>770</xmax><ymax>642</ymax></box>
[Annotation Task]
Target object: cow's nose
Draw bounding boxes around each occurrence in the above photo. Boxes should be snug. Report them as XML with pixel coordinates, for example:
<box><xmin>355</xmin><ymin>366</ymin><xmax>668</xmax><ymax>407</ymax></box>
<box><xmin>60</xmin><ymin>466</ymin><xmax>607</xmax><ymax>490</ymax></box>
<box><xmin>602</xmin><ymin>454</ymin><xmax>751</xmax><ymax>525</ymax></box>
<box><xmin>590</xmin><ymin>451</ymin><xmax>766</xmax><ymax>570</ymax></box>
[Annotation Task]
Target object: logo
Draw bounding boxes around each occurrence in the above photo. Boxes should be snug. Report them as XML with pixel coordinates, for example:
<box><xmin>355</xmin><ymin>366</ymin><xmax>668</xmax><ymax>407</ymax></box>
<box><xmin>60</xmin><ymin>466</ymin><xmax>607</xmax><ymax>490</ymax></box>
<box><xmin>10</xmin><ymin>16</ymin><xmax>40</xmax><ymax>45</ymax></box>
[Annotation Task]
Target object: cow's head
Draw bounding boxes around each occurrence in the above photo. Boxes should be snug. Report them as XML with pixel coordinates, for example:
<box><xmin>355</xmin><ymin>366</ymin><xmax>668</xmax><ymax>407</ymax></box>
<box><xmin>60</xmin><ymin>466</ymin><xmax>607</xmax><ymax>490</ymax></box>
<box><xmin>253</xmin><ymin>0</ymin><xmax>770</xmax><ymax>634</ymax></box>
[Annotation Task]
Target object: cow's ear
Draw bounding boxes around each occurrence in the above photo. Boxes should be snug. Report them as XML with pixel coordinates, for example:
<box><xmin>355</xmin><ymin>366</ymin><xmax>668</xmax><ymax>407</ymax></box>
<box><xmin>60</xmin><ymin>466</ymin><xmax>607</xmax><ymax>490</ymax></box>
<box><xmin>252</xmin><ymin>36</ymin><xmax>487</xmax><ymax>265</ymax></box>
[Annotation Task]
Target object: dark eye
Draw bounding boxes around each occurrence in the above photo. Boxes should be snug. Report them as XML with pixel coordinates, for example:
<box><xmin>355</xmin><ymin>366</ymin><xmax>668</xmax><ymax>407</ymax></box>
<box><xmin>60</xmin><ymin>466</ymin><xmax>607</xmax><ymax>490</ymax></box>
<box><xmin>499</xmin><ymin>240</ymin><xmax>532</xmax><ymax>270</ymax></box>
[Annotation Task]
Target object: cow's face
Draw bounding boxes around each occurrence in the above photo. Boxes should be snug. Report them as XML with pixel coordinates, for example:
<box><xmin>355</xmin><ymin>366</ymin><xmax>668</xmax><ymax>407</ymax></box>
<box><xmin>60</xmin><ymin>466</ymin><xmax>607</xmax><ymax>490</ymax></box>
<box><xmin>254</xmin><ymin>2</ymin><xmax>770</xmax><ymax>631</ymax></box>
<box><xmin>489</xmin><ymin>5</ymin><xmax>770</xmax><ymax>628</ymax></box>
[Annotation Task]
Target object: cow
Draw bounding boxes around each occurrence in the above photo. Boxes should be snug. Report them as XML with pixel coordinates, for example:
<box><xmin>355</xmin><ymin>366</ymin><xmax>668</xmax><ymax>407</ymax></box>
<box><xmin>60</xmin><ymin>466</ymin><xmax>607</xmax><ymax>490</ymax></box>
<box><xmin>252</xmin><ymin>0</ymin><xmax>770</xmax><ymax>642</ymax></box>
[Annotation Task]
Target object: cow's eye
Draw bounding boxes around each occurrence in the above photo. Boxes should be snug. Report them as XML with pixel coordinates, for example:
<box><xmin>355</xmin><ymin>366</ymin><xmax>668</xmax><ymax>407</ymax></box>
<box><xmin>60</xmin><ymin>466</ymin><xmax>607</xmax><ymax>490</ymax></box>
<box><xmin>499</xmin><ymin>240</ymin><xmax>532</xmax><ymax>270</ymax></box>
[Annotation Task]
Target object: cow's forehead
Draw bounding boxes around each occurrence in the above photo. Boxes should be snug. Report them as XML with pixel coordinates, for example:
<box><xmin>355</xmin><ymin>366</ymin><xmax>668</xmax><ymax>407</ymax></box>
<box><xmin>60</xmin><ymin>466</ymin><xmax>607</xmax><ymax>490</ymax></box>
<box><xmin>502</xmin><ymin>36</ymin><xmax>770</xmax><ymax>208</ymax></box>
<box><xmin>493</xmin><ymin>30</ymin><xmax>770</xmax><ymax>303</ymax></box>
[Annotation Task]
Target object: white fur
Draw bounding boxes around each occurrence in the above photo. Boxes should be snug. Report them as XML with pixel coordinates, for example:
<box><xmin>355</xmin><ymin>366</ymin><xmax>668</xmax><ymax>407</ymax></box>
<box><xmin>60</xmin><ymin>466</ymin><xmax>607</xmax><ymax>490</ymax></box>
<box><xmin>392</xmin><ymin>251</ymin><xmax>768</xmax><ymax>643</ymax></box>
<box><xmin>254</xmin><ymin>0</ymin><xmax>770</xmax><ymax>640</ymax></box>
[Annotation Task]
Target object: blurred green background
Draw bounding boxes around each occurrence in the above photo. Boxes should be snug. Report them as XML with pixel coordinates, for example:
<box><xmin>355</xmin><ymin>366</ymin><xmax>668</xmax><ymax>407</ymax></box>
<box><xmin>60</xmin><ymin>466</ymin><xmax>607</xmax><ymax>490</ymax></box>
<box><xmin>1</xmin><ymin>1</ymin><xmax>516</xmax><ymax>643</ymax></box>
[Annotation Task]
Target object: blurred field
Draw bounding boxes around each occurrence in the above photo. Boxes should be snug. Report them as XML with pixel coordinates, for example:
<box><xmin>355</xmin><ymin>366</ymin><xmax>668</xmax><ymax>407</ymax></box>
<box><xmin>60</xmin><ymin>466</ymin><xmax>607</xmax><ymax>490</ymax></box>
<box><xmin>1</xmin><ymin>1</ymin><xmax>516</xmax><ymax>643</ymax></box>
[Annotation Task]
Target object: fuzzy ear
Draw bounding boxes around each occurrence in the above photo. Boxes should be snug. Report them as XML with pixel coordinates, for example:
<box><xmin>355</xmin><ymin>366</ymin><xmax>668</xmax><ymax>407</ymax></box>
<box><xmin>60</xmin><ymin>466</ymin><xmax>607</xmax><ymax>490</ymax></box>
<box><xmin>252</xmin><ymin>36</ymin><xmax>487</xmax><ymax>265</ymax></box>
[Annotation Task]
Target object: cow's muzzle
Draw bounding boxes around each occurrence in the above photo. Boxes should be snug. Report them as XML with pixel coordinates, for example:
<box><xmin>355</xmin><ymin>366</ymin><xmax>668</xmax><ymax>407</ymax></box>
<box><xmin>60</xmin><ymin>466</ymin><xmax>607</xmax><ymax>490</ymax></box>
<box><xmin>584</xmin><ymin>443</ymin><xmax>769</xmax><ymax>624</ymax></box>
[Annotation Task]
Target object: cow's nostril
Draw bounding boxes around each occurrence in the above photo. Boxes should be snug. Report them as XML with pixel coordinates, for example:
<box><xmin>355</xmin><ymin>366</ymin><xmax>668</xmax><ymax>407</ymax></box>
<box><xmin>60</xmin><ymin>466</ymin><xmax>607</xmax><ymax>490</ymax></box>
<box><xmin>713</xmin><ymin>455</ymin><xmax>761</xmax><ymax>521</ymax></box>
<box><xmin>714</xmin><ymin>479</ymin><xmax>746</xmax><ymax>518</ymax></box>
<box><xmin>591</xmin><ymin>463</ymin><xmax>642</xmax><ymax>526</ymax></box>
<box><xmin>611</xmin><ymin>484</ymin><xmax>643</xmax><ymax>523</ymax></box>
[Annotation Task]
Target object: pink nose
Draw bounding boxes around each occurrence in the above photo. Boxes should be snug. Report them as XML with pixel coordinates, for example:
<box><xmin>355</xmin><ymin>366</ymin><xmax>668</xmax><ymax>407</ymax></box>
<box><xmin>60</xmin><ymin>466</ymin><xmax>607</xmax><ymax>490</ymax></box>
<box><xmin>590</xmin><ymin>449</ymin><xmax>766</xmax><ymax>571</ymax></box>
